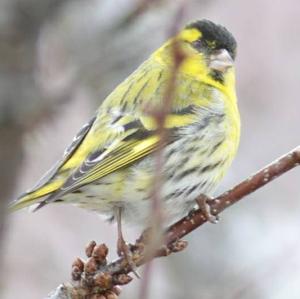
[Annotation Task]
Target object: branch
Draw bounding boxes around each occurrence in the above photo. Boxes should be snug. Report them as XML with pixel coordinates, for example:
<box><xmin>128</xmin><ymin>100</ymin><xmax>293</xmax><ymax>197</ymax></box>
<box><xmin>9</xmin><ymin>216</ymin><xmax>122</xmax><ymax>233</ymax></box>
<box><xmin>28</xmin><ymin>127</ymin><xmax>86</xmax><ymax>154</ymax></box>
<box><xmin>47</xmin><ymin>146</ymin><xmax>300</xmax><ymax>298</ymax></box>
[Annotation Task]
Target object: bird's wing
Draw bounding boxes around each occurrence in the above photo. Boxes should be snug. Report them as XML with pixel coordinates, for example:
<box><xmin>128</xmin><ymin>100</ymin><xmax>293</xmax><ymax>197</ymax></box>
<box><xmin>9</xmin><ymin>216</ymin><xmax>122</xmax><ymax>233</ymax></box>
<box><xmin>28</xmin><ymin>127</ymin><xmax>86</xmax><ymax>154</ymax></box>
<box><xmin>35</xmin><ymin>115</ymin><xmax>160</xmax><ymax>207</ymax></box>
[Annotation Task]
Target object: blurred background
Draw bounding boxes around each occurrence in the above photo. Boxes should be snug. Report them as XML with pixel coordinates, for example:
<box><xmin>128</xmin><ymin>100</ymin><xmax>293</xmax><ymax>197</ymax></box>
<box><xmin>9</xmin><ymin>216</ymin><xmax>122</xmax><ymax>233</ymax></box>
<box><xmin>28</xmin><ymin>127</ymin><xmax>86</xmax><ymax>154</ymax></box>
<box><xmin>1</xmin><ymin>0</ymin><xmax>300</xmax><ymax>298</ymax></box>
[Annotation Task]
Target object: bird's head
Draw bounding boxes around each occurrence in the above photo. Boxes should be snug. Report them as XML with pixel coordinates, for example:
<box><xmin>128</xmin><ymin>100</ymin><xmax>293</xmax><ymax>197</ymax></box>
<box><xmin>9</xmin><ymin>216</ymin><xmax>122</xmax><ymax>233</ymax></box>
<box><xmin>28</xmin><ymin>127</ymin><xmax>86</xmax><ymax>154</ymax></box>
<box><xmin>155</xmin><ymin>20</ymin><xmax>237</xmax><ymax>86</ymax></box>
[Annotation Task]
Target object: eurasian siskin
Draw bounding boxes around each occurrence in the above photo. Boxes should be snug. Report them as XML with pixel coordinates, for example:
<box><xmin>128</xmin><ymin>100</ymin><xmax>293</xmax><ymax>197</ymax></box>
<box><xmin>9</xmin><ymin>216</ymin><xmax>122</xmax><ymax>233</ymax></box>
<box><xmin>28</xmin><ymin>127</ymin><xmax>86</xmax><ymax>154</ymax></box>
<box><xmin>10</xmin><ymin>20</ymin><xmax>240</xmax><ymax>232</ymax></box>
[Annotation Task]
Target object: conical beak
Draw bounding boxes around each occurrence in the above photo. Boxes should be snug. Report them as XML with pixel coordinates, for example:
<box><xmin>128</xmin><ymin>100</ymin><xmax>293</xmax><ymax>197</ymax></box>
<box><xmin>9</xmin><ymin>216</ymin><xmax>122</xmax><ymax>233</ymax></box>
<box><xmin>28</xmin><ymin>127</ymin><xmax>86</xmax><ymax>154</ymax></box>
<box><xmin>209</xmin><ymin>49</ymin><xmax>234</xmax><ymax>72</ymax></box>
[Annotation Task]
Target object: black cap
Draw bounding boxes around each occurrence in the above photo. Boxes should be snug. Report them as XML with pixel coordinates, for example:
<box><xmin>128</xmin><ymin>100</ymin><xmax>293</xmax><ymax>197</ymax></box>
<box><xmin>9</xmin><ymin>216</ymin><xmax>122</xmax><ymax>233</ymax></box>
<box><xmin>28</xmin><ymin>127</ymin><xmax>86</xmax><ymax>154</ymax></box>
<box><xmin>186</xmin><ymin>20</ymin><xmax>237</xmax><ymax>60</ymax></box>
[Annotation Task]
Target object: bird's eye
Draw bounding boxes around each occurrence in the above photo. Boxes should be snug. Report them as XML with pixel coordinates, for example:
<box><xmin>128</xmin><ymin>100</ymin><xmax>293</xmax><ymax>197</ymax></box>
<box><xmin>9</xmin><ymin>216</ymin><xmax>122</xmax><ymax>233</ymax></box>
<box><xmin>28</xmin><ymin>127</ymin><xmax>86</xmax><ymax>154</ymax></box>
<box><xmin>192</xmin><ymin>40</ymin><xmax>203</xmax><ymax>50</ymax></box>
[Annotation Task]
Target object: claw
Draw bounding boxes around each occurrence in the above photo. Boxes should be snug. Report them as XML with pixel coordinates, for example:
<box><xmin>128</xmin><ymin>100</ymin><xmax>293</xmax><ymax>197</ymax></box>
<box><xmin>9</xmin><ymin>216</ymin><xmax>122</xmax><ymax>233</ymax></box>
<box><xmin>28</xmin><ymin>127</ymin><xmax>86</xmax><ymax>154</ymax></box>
<box><xmin>196</xmin><ymin>194</ymin><xmax>219</xmax><ymax>224</ymax></box>
<box><xmin>117</xmin><ymin>238</ymin><xmax>140</xmax><ymax>278</ymax></box>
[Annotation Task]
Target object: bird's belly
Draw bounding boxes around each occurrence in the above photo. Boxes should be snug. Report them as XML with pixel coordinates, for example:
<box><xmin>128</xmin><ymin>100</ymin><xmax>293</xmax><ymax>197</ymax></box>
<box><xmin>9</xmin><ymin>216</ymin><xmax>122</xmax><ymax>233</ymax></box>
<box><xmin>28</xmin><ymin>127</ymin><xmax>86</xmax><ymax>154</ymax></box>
<box><xmin>121</xmin><ymin>131</ymin><xmax>234</xmax><ymax>225</ymax></box>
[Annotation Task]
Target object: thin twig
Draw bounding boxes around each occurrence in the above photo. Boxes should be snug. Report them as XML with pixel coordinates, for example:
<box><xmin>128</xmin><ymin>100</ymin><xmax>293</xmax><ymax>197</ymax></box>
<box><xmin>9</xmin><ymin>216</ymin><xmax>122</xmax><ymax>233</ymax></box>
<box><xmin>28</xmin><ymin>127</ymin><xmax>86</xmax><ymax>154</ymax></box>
<box><xmin>139</xmin><ymin>3</ymin><xmax>187</xmax><ymax>298</ymax></box>
<box><xmin>146</xmin><ymin>0</ymin><xmax>187</xmax><ymax>249</ymax></box>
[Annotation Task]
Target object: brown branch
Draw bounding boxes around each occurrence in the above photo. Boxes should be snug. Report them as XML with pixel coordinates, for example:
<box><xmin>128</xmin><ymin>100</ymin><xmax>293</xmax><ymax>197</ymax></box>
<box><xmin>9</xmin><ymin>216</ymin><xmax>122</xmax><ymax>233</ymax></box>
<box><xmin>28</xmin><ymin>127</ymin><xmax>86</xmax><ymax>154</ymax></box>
<box><xmin>47</xmin><ymin>146</ymin><xmax>300</xmax><ymax>298</ymax></box>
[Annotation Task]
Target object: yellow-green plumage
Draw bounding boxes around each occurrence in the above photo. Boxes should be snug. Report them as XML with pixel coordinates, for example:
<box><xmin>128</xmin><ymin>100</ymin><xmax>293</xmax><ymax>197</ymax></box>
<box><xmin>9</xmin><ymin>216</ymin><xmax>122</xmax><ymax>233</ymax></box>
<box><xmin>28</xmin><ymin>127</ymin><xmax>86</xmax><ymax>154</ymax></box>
<box><xmin>10</xmin><ymin>20</ymin><xmax>240</xmax><ymax>225</ymax></box>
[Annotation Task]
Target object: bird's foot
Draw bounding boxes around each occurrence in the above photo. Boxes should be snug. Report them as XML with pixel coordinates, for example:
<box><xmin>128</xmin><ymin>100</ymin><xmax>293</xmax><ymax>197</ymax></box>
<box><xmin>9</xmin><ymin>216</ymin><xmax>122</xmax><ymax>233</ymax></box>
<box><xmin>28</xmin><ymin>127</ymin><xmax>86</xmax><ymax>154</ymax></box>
<box><xmin>196</xmin><ymin>194</ymin><xmax>219</xmax><ymax>224</ymax></box>
<box><xmin>117</xmin><ymin>237</ymin><xmax>140</xmax><ymax>278</ymax></box>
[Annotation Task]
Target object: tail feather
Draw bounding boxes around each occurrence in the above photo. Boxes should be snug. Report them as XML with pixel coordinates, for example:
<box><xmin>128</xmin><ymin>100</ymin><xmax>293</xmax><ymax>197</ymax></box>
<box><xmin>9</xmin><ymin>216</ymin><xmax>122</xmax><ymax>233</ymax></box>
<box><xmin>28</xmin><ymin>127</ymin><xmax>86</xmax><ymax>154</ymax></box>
<box><xmin>8</xmin><ymin>180</ymin><xmax>63</xmax><ymax>213</ymax></box>
<box><xmin>8</xmin><ymin>193</ymin><xmax>45</xmax><ymax>212</ymax></box>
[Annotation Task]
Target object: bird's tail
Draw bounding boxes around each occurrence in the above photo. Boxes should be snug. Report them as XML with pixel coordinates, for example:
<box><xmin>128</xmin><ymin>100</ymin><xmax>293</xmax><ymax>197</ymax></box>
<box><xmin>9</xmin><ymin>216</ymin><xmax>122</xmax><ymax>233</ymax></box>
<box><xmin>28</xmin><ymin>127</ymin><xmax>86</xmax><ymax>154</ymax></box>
<box><xmin>8</xmin><ymin>180</ymin><xmax>62</xmax><ymax>212</ymax></box>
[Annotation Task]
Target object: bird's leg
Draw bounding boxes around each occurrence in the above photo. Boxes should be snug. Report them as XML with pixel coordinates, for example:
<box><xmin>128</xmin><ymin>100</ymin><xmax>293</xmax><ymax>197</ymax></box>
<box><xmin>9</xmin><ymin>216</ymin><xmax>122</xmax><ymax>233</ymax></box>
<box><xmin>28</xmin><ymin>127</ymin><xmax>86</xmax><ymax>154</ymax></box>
<box><xmin>115</xmin><ymin>207</ymin><xmax>140</xmax><ymax>278</ymax></box>
<box><xmin>116</xmin><ymin>207</ymin><xmax>126</xmax><ymax>257</ymax></box>
<box><xmin>195</xmin><ymin>194</ymin><xmax>219</xmax><ymax>224</ymax></box>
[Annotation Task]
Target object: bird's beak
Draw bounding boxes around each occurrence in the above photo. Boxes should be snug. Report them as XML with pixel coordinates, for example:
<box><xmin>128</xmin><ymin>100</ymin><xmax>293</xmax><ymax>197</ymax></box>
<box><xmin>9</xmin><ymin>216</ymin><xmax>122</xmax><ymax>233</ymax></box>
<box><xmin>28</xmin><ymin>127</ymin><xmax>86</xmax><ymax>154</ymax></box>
<box><xmin>209</xmin><ymin>49</ymin><xmax>234</xmax><ymax>72</ymax></box>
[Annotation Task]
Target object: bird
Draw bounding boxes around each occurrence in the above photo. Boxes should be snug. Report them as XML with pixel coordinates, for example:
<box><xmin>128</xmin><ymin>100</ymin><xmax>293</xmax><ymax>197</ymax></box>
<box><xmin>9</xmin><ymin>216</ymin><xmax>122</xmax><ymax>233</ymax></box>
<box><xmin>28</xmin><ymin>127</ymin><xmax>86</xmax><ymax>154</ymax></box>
<box><xmin>9</xmin><ymin>19</ymin><xmax>240</xmax><ymax>258</ymax></box>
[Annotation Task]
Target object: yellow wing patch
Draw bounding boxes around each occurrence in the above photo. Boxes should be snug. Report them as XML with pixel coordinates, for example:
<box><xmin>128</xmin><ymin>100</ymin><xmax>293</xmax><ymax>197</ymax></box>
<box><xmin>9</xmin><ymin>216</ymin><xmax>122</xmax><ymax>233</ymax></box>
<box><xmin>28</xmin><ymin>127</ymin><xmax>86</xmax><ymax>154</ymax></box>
<box><xmin>77</xmin><ymin>135</ymin><xmax>159</xmax><ymax>187</ymax></box>
<box><xmin>39</xmin><ymin>128</ymin><xmax>159</xmax><ymax>205</ymax></box>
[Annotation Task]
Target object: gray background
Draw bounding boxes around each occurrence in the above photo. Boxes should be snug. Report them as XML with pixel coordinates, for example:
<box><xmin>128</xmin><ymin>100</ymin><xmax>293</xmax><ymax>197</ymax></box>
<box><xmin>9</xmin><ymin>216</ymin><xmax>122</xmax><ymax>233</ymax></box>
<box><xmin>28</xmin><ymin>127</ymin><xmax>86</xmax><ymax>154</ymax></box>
<box><xmin>1</xmin><ymin>0</ymin><xmax>300</xmax><ymax>298</ymax></box>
